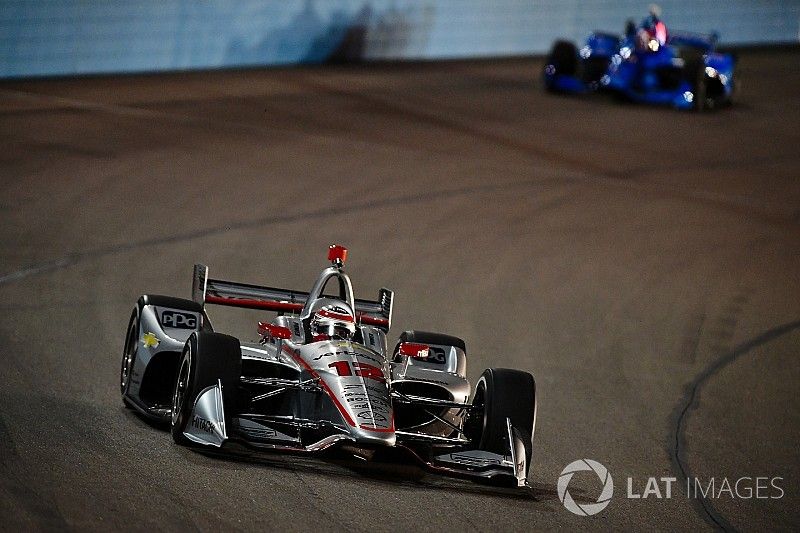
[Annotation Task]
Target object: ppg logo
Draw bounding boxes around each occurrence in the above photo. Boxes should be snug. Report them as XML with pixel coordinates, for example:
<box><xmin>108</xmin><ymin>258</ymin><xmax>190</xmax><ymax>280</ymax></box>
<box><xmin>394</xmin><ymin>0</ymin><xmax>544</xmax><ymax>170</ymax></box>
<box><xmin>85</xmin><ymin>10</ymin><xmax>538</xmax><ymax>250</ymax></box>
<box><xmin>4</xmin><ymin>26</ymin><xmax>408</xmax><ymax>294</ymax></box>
<box><xmin>161</xmin><ymin>310</ymin><xmax>197</xmax><ymax>329</ymax></box>
<box><xmin>427</xmin><ymin>347</ymin><xmax>447</xmax><ymax>365</ymax></box>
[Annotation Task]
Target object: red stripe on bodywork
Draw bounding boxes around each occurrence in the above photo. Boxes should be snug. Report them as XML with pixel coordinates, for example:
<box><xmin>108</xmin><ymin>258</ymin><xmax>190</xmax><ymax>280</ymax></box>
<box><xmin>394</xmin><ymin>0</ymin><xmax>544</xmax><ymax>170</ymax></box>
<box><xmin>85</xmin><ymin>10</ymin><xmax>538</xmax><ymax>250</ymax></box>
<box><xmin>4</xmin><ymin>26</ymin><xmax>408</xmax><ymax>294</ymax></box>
<box><xmin>356</xmin><ymin>313</ymin><xmax>389</xmax><ymax>327</ymax></box>
<box><xmin>359</xmin><ymin>422</ymin><xmax>395</xmax><ymax>433</ymax></box>
<box><xmin>317</xmin><ymin>309</ymin><xmax>355</xmax><ymax>322</ymax></box>
<box><xmin>205</xmin><ymin>295</ymin><xmax>303</xmax><ymax>313</ymax></box>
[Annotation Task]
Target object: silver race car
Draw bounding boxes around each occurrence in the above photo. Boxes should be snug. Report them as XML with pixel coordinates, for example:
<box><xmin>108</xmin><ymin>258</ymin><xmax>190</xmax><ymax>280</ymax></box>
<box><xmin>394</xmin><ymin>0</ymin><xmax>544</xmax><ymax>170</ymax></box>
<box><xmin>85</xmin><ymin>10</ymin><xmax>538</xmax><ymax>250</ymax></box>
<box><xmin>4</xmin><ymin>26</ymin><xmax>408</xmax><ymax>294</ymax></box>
<box><xmin>120</xmin><ymin>245</ymin><xmax>537</xmax><ymax>487</ymax></box>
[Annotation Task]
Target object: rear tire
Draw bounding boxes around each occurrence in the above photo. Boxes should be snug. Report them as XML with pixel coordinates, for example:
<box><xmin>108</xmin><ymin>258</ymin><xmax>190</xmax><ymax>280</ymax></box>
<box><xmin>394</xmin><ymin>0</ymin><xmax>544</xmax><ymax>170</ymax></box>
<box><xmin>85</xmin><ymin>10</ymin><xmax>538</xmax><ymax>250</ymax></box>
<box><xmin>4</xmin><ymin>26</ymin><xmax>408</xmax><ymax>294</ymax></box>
<box><xmin>171</xmin><ymin>332</ymin><xmax>241</xmax><ymax>445</ymax></box>
<box><xmin>465</xmin><ymin>368</ymin><xmax>536</xmax><ymax>474</ymax></box>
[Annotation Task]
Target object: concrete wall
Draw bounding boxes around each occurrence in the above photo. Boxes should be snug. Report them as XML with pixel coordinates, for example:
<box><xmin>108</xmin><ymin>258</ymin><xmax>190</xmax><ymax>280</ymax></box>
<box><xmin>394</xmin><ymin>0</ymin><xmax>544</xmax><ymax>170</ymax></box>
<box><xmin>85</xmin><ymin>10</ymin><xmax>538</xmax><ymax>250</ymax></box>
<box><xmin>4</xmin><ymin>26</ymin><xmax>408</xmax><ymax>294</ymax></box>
<box><xmin>2</xmin><ymin>0</ymin><xmax>799</xmax><ymax>78</ymax></box>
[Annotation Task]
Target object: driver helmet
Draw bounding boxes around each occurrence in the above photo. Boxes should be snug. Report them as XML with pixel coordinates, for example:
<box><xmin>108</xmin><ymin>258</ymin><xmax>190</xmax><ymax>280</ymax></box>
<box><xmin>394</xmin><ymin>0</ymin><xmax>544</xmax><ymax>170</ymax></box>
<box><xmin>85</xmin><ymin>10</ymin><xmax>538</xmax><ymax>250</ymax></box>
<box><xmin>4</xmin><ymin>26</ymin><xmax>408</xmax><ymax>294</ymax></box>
<box><xmin>639</xmin><ymin>4</ymin><xmax>667</xmax><ymax>48</ymax></box>
<box><xmin>309</xmin><ymin>299</ymin><xmax>356</xmax><ymax>341</ymax></box>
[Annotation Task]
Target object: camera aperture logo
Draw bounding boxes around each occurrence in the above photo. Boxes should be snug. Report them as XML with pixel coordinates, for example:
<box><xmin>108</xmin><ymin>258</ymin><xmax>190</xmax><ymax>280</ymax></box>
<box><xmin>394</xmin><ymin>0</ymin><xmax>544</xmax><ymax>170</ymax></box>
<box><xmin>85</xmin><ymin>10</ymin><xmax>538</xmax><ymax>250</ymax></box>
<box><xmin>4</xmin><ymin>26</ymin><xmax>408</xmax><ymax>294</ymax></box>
<box><xmin>558</xmin><ymin>459</ymin><xmax>614</xmax><ymax>516</ymax></box>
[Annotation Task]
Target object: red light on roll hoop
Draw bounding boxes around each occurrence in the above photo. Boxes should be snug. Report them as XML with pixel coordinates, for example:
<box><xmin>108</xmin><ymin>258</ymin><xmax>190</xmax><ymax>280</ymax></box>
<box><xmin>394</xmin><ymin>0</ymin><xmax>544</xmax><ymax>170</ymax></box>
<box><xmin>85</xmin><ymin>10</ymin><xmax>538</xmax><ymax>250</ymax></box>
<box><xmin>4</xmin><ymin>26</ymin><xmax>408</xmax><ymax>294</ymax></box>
<box><xmin>328</xmin><ymin>244</ymin><xmax>348</xmax><ymax>265</ymax></box>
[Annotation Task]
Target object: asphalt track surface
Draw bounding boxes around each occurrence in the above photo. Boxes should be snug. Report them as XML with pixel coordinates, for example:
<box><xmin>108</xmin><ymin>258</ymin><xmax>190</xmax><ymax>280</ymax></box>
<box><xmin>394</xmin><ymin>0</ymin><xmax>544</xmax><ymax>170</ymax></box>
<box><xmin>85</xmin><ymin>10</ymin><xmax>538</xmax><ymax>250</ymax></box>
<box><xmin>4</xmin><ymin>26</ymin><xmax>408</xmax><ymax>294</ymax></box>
<box><xmin>1</xmin><ymin>49</ymin><xmax>799</xmax><ymax>531</ymax></box>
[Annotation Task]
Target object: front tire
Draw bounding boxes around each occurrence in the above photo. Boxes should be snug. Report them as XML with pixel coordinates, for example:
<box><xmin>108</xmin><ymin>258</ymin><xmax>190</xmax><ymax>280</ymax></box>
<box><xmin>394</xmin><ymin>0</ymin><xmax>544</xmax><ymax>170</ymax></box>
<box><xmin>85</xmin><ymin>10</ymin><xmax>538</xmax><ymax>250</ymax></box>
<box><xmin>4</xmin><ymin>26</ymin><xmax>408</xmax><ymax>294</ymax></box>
<box><xmin>685</xmin><ymin>58</ymin><xmax>707</xmax><ymax>112</ymax></box>
<box><xmin>544</xmin><ymin>40</ymin><xmax>578</xmax><ymax>92</ymax></box>
<box><xmin>171</xmin><ymin>332</ymin><xmax>242</xmax><ymax>445</ymax></box>
<box><xmin>120</xmin><ymin>309</ymin><xmax>138</xmax><ymax>401</ymax></box>
<box><xmin>465</xmin><ymin>368</ymin><xmax>536</xmax><ymax>474</ymax></box>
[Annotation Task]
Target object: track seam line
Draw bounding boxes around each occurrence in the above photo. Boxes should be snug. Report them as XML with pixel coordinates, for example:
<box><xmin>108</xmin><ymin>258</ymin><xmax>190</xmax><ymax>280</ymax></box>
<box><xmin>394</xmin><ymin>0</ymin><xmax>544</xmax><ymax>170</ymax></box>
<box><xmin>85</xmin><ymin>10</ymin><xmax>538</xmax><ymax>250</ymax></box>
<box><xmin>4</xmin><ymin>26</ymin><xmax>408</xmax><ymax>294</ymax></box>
<box><xmin>668</xmin><ymin>320</ymin><xmax>800</xmax><ymax>532</ymax></box>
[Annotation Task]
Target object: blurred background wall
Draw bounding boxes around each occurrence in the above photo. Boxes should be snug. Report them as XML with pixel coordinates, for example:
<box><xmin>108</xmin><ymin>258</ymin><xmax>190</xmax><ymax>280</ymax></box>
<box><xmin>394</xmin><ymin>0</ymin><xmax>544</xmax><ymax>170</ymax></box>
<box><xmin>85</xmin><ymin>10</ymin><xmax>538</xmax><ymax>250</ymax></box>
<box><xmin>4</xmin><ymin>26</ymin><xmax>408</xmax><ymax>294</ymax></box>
<box><xmin>2</xmin><ymin>0</ymin><xmax>799</xmax><ymax>78</ymax></box>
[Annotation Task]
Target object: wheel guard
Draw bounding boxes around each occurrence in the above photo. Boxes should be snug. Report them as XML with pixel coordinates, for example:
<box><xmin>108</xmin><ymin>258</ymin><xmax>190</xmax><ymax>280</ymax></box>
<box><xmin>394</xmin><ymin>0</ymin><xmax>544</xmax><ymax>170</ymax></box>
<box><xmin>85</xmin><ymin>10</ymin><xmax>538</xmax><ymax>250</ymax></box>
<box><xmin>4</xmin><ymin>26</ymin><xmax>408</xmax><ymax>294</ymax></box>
<box><xmin>183</xmin><ymin>380</ymin><xmax>228</xmax><ymax>447</ymax></box>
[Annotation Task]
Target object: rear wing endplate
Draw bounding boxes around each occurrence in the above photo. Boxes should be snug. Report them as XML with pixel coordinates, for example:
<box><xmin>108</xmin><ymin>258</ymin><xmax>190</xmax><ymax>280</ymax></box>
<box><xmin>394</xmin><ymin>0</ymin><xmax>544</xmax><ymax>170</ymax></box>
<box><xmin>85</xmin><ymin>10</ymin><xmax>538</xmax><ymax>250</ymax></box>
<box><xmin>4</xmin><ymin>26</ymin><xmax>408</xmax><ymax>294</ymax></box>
<box><xmin>191</xmin><ymin>264</ymin><xmax>392</xmax><ymax>331</ymax></box>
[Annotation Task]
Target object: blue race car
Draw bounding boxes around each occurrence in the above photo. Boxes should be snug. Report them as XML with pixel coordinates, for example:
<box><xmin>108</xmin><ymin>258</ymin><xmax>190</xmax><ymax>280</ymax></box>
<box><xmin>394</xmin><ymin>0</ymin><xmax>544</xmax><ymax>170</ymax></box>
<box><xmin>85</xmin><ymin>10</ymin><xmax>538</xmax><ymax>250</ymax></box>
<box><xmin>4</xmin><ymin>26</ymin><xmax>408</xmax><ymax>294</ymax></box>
<box><xmin>543</xmin><ymin>19</ymin><xmax>735</xmax><ymax>111</ymax></box>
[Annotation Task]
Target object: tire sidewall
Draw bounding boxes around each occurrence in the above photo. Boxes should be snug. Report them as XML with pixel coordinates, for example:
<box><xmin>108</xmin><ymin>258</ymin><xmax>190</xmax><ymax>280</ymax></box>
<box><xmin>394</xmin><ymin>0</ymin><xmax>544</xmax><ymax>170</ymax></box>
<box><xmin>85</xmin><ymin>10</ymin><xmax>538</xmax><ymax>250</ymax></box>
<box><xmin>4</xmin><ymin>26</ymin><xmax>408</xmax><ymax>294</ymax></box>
<box><xmin>120</xmin><ymin>308</ymin><xmax>139</xmax><ymax>397</ymax></box>
<box><xmin>695</xmin><ymin>65</ymin><xmax>707</xmax><ymax>111</ymax></box>
<box><xmin>170</xmin><ymin>332</ymin><xmax>242</xmax><ymax>445</ymax></box>
<box><xmin>478</xmin><ymin>370</ymin><xmax>506</xmax><ymax>452</ymax></box>
<box><xmin>471</xmin><ymin>368</ymin><xmax>536</xmax><ymax>466</ymax></box>
<box><xmin>171</xmin><ymin>340</ymin><xmax>195</xmax><ymax>444</ymax></box>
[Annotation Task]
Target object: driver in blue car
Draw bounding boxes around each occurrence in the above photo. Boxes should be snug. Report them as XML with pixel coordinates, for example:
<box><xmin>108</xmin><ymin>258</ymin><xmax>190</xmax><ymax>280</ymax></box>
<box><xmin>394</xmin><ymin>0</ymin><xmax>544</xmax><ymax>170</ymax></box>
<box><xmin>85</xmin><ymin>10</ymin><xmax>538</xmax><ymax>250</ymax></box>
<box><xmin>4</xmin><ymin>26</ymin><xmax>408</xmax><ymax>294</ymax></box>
<box><xmin>637</xmin><ymin>4</ymin><xmax>668</xmax><ymax>51</ymax></box>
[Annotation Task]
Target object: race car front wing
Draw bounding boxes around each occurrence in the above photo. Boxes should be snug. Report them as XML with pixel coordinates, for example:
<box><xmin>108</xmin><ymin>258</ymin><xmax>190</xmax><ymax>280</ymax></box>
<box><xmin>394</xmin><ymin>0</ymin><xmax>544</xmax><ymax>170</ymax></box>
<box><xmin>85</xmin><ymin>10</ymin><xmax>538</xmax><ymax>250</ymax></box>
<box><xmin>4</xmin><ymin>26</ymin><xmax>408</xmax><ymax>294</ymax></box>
<box><xmin>180</xmin><ymin>382</ymin><xmax>528</xmax><ymax>486</ymax></box>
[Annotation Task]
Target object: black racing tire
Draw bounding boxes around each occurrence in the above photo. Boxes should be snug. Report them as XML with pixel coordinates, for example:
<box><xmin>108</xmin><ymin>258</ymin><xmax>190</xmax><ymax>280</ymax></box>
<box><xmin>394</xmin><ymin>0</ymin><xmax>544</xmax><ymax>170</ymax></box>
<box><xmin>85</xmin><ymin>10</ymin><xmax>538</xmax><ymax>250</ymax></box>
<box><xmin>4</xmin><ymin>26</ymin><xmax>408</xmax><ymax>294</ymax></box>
<box><xmin>120</xmin><ymin>308</ymin><xmax>139</xmax><ymax>401</ymax></box>
<box><xmin>171</xmin><ymin>332</ymin><xmax>242</xmax><ymax>445</ymax></box>
<box><xmin>685</xmin><ymin>58</ymin><xmax>707</xmax><ymax>112</ymax></box>
<box><xmin>544</xmin><ymin>40</ymin><xmax>578</xmax><ymax>91</ymax></box>
<box><xmin>396</xmin><ymin>330</ymin><xmax>466</xmax><ymax>353</ymax></box>
<box><xmin>547</xmin><ymin>40</ymin><xmax>578</xmax><ymax>76</ymax></box>
<box><xmin>582</xmin><ymin>56</ymin><xmax>611</xmax><ymax>86</ymax></box>
<box><xmin>465</xmin><ymin>368</ymin><xmax>536</xmax><ymax>473</ymax></box>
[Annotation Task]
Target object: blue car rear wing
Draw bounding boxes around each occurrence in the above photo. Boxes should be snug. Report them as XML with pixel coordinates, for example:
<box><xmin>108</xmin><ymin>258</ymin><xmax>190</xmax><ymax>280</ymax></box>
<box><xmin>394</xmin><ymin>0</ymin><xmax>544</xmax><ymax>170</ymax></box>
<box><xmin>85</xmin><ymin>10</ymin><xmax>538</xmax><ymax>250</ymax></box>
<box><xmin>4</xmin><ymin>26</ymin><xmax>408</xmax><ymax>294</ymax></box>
<box><xmin>668</xmin><ymin>30</ymin><xmax>719</xmax><ymax>52</ymax></box>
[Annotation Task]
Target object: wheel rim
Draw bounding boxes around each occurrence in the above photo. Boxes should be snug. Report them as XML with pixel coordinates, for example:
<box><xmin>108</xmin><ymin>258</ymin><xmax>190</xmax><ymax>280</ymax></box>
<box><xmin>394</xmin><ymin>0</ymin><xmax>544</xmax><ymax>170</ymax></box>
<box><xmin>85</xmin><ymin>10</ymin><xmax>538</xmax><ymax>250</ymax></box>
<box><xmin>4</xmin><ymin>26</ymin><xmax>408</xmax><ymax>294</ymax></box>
<box><xmin>120</xmin><ymin>316</ymin><xmax>137</xmax><ymax>394</ymax></box>
<box><xmin>172</xmin><ymin>349</ymin><xmax>191</xmax><ymax>425</ymax></box>
<box><xmin>464</xmin><ymin>380</ymin><xmax>486</xmax><ymax>444</ymax></box>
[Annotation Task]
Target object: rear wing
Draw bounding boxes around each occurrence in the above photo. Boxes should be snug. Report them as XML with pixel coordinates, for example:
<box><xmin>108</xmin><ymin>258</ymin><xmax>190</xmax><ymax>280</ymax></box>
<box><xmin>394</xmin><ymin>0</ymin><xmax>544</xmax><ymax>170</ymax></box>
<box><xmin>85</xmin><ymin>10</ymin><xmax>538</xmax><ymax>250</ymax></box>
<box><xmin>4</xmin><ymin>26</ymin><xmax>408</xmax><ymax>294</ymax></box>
<box><xmin>668</xmin><ymin>30</ymin><xmax>718</xmax><ymax>52</ymax></box>
<box><xmin>191</xmin><ymin>264</ymin><xmax>393</xmax><ymax>331</ymax></box>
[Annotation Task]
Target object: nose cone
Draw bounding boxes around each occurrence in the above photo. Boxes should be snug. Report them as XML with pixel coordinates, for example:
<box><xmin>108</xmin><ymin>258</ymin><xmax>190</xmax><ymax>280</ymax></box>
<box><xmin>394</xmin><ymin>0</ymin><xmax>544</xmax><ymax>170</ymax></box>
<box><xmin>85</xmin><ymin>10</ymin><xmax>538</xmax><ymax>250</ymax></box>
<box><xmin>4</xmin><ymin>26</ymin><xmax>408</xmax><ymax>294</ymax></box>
<box><xmin>298</xmin><ymin>340</ymin><xmax>395</xmax><ymax>446</ymax></box>
<box><xmin>330</xmin><ymin>376</ymin><xmax>396</xmax><ymax>446</ymax></box>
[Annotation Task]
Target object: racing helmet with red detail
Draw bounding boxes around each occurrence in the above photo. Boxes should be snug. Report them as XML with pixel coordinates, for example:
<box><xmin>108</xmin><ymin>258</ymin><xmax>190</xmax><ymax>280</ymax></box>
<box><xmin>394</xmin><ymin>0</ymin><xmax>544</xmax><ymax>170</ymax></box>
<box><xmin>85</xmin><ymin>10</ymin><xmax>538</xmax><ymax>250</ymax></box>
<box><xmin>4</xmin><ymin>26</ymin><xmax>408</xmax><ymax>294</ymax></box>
<box><xmin>309</xmin><ymin>298</ymin><xmax>356</xmax><ymax>341</ymax></box>
<box><xmin>637</xmin><ymin>4</ymin><xmax>668</xmax><ymax>50</ymax></box>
